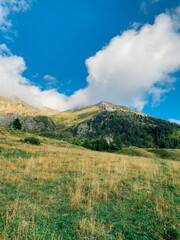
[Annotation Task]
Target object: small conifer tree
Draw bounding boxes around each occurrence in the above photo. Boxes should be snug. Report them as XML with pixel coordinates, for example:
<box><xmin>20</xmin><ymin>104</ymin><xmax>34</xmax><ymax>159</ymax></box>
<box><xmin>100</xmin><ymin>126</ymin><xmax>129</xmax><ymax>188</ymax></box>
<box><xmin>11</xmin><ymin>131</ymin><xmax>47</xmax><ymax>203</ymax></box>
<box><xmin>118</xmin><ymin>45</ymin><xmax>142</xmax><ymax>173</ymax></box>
<box><xmin>12</xmin><ymin>118</ymin><xmax>22</xmax><ymax>130</ymax></box>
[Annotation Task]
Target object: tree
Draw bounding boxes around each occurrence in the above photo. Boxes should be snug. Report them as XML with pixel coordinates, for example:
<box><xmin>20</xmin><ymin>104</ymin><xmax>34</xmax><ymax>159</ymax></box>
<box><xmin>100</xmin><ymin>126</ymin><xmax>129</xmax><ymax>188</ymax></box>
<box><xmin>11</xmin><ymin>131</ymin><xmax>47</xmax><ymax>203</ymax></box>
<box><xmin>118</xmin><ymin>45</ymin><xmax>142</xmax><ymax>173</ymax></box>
<box><xmin>72</xmin><ymin>138</ymin><xmax>81</xmax><ymax>146</ymax></box>
<box><xmin>82</xmin><ymin>139</ymin><xmax>92</xmax><ymax>149</ymax></box>
<box><xmin>99</xmin><ymin>137</ymin><xmax>109</xmax><ymax>151</ymax></box>
<box><xmin>12</xmin><ymin>118</ymin><xmax>22</xmax><ymax>130</ymax></box>
<box><xmin>109</xmin><ymin>142</ymin><xmax>117</xmax><ymax>151</ymax></box>
<box><xmin>114</xmin><ymin>136</ymin><xmax>123</xmax><ymax>150</ymax></box>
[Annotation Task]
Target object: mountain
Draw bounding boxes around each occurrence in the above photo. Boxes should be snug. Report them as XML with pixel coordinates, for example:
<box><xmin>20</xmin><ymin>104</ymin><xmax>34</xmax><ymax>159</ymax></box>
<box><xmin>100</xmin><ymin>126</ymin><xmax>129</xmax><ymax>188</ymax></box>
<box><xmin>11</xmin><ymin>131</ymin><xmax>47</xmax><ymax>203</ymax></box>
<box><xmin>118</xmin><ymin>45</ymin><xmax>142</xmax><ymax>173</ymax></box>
<box><xmin>0</xmin><ymin>97</ymin><xmax>56</xmax><ymax>132</ymax></box>
<box><xmin>0</xmin><ymin>96</ymin><xmax>59</xmax><ymax>116</ymax></box>
<box><xmin>70</xmin><ymin>101</ymin><xmax>180</xmax><ymax>149</ymax></box>
<box><xmin>0</xmin><ymin>97</ymin><xmax>180</xmax><ymax>149</ymax></box>
<box><xmin>0</xmin><ymin>96</ymin><xmax>41</xmax><ymax>116</ymax></box>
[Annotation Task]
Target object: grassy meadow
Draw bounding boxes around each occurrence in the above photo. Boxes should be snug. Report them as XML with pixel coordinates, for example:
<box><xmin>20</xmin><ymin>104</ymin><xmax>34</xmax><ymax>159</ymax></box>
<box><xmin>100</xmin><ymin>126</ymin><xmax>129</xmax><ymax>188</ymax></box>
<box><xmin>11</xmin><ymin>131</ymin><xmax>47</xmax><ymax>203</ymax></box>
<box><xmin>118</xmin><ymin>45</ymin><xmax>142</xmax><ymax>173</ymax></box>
<box><xmin>0</xmin><ymin>127</ymin><xmax>179</xmax><ymax>239</ymax></box>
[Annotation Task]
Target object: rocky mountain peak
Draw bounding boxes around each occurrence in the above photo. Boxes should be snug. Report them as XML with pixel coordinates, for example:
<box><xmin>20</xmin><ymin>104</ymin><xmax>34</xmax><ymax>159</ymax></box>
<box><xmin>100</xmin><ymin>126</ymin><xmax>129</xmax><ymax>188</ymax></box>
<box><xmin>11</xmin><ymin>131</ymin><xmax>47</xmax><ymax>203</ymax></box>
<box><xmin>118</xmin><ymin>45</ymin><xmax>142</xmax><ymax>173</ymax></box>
<box><xmin>96</xmin><ymin>101</ymin><xmax>115</xmax><ymax>112</ymax></box>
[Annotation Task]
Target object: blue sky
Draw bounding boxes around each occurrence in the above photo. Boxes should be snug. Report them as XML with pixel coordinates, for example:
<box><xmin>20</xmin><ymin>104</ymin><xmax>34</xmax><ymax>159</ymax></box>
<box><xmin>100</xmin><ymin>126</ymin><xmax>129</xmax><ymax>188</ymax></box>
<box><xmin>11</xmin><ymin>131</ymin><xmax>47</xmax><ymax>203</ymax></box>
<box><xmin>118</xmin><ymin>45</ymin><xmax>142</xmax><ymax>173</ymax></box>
<box><xmin>0</xmin><ymin>0</ymin><xmax>180</xmax><ymax>122</ymax></box>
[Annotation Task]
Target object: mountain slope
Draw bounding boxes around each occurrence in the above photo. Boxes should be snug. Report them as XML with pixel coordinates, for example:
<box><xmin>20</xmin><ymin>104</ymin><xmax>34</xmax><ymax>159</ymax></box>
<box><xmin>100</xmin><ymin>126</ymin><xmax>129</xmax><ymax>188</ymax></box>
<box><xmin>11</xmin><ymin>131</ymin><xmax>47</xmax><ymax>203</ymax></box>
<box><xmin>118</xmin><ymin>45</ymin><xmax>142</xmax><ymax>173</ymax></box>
<box><xmin>0</xmin><ymin>96</ymin><xmax>59</xmax><ymax>116</ymax></box>
<box><xmin>0</xmin><ymin>126</ymin><xmax>179</xmax><ymax>239</ymax></box>
<box><xmin>51</xmin><ymin>105</ymin><xmax>99</xmax><ymax>130</ymax></box>
<box><xmin>0</xmin><ymin>97</ymin><xmax>41</xmax><ymax>116</ymax></box>
<box><xmin>51</xmin><ymin>101</ymin><xmax>147</xmax><ymax>130</ymax></box>
<box><xmin>70</xmin><ymin>102</ymin><xmax>180</xmax><ymax>149</ymax></box>
<box><xmin>0</xmin><ymin>97</ymin><xmax>57</xmax><ymax>132</ymax></box>
<box><xmin>0</xmin><ymin>98</ymin><xmax>180</xmax><ymax>149</ymax></box>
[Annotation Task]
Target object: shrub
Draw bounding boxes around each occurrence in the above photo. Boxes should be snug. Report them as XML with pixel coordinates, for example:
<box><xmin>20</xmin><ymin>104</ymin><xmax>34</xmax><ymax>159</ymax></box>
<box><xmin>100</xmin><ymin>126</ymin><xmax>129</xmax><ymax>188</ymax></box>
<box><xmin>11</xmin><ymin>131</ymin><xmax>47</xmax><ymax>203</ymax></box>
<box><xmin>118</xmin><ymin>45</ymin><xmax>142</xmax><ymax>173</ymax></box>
<box><xmin>72</xmin><ymin>138</ymin><xmax>81</xmax><ymax>146</ymax></box>
<box><xmin>24</xmin><ymin>137</ymin><xmax>40</xmax><ymax>145</ymax></box>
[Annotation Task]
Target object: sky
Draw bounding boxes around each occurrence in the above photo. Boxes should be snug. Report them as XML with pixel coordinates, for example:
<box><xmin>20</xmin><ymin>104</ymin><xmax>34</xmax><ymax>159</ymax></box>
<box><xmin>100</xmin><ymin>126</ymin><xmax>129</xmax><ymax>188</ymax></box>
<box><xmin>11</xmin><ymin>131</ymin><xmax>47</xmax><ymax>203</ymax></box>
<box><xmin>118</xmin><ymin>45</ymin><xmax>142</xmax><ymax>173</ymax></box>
<box><xmin>0</xmin><ymin>0</ymin><xmax>180</xmax><ymax>123</ymax></box>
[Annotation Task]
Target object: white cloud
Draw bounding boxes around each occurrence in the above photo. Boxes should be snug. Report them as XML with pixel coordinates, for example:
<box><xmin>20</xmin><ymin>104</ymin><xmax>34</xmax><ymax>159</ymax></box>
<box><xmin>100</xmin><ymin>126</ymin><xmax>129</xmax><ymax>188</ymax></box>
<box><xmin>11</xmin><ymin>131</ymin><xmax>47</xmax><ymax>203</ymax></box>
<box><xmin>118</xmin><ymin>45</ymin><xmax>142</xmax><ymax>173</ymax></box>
<box><xmin>0</xmin><ymin>0</ymin><xmax>31</xmax><ymax>32</ymax></box>
<box><xmin>169</xmin><ymin>119</ymin><xmax>180</xmax><ymax>125</ymax></box>
<box><xmin>0</xmin><ymin>43</ymin><xmax>11</xmax><ymax>55</ymax></box>
<box><xmin>44</xmin><ymin>75</ymin><xmax>57</xmax><ymax>81</ymax></box>
<box><xmin>83</xmin><ymin>7</ymin><xmax>180</xmax><ymax>110</ymax></box>
<box><xmin>131</xmin><ymin>22</ymin><xmax>141</xmax><ymax>30</ymax></box>
<box><xmin>0</xmin><ymin>7</ymin><xmax>180</xmax><ymax>112</ymax></box>
<box><xmin>0</xmin><ymin>45</ymin><xmax>70</xmax><ymax>110</ymax></box>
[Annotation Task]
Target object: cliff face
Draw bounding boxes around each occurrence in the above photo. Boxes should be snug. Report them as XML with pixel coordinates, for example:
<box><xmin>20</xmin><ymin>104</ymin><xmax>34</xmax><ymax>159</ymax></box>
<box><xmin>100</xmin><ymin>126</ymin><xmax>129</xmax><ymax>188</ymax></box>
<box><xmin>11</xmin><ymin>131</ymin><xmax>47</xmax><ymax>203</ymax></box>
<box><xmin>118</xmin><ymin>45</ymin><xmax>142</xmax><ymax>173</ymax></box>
<box><xmin>0</xmin><ymin>114</ymin><xmax>56</xmax><ymax>132</ymax></box>
<box><xmin>0</xmin><ymin>113</ymin><xmax>19</xmax><ymax>127</ymax></box>
<box><xmin>21</xmin><ymin>116</ymin><xmax>56</xmax><ymax>132</ymax></box>
<box><xmin>0</xmin><ymin>97</ymin><xmax>57</xmax><ymax>132</ymax></box>
<box><xmin>96</xmin><ymin>101</ymin><xmax>115</xmax><ymax>112</ymax></box>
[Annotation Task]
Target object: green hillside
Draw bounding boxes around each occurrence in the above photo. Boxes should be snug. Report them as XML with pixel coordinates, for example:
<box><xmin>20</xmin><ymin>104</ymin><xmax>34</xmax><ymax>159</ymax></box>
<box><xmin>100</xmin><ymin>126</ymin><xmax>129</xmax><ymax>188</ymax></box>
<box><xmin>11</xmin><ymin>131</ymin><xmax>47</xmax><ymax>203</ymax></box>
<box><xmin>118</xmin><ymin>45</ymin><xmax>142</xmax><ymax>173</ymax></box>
<box><xmin>0</xmin><ymin>127</ymin><xmax>179</xmax><ymax>239</ymax></box>
<box><xmin>0</xmin><ymin>98</ymin><xmax>180</xmax><ymax>150</ymax></box>
<box><xmin>51</xmin><ymin>105</ymin><xmax>99</xmax><ymax>130</ymax></box>
<box><xmin>71</xmin><ymin>102</ymin><xmax>180</xmax><ymax>149</ymax></box>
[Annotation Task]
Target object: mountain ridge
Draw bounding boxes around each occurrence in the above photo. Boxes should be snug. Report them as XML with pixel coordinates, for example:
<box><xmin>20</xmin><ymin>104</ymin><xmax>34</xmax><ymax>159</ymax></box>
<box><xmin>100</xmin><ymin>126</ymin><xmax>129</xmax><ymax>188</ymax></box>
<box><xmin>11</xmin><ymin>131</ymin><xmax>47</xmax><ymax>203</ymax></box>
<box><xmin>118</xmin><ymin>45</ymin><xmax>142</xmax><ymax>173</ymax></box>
<box><xmin>0</xmin><ymin>96</ymin><xmax>59</xmax><ymax>116</ymax></box>
<box><xmin>0</xmin><ymin>96</ymin><xmax>179</xmax><ymax>149</ymax></box>
<box><xmin>0</xmin><ymin>96</ymin><xmax>174</xmax><ymax>123</ymax></box>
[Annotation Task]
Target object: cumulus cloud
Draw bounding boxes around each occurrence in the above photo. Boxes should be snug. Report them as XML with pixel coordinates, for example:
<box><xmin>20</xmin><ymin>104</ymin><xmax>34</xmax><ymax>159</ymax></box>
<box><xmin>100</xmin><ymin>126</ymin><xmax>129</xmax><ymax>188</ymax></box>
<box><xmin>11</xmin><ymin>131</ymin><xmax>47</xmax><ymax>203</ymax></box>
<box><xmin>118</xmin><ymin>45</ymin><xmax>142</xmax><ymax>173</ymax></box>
<box><xmin>83</xmin><ymin>7</ymin><xmax>180</xmax><ymax>110</ymax></box>
<box><xmin>0</xmin><ymin>0</ymin><xmax>31</xmax><ymax>31</ymax></box>
<box><xmin>169</xmin><ymin>119</ymin><xmax>180</xmax><ymax>125</ymax></box>
<box><xmin>0</xmin><ymin>7</ymin><xmax>180</xmax><ymax>112</ymax></box>
<box><xmin>0</xmin><ymin>44</ymin><xmax>69</xmax><ymax>110</ymax></box>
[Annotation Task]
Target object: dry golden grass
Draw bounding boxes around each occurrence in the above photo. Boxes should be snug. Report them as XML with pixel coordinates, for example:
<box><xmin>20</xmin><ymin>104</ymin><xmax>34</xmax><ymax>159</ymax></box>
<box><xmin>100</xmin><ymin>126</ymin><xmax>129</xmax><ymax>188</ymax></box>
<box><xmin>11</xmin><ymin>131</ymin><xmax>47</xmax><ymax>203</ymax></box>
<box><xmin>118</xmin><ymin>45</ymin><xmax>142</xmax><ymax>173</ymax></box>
<box><xmin>0</xmin><ymin>127</ymin><xmax>179</xmax><ymax>239</ymax></box>
<box><xmin>51</xmin><ymin>106</ymin><xmax>99</xmax><ymax>128</ymax></box>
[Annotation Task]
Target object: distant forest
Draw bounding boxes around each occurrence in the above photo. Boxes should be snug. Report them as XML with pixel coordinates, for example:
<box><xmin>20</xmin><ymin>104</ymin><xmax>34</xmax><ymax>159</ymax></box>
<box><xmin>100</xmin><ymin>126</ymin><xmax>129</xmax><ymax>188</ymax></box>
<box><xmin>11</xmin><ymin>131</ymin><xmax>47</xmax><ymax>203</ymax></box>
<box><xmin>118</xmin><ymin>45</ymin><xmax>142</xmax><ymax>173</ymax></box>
<box><xmin>72</xmin><ymin>111</ymin><xmax>180</xmax><ymax>149</ymax></box>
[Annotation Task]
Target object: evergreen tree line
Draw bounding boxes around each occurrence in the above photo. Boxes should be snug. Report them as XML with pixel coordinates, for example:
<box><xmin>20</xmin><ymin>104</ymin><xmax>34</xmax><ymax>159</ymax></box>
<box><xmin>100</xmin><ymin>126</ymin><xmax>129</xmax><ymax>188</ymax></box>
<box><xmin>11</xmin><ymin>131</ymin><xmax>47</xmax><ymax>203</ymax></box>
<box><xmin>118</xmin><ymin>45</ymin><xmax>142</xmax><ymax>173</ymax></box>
<box><xmin>73</xmin><ymin>112</ymin><xmax>180</xmax><ymax>149</ymax></box>
<box><xmin>72</xmin><ymin>136</ymin><xmax>123</xmax><ymax>152</ymax></box>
